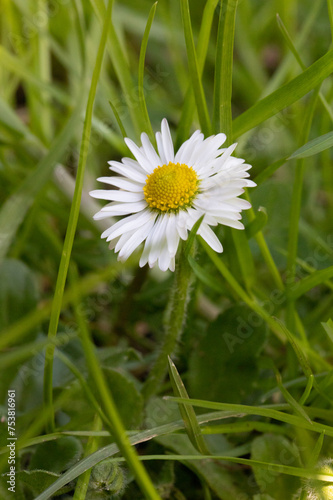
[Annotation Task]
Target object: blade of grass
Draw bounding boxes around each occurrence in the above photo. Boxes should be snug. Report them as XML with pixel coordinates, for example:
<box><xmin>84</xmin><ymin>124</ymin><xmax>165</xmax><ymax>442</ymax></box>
<box><xmin>275</xmin><ymin>370</ymin><xmax>313</xmax><ymax>424</ymax></box>
<box><xmin>176</xmin><ymin>0</ymin><xmax>219</xmax><ymax>147</ymax></box>
<box><xmin>165</xmin><ymin>397</ymin><xmax>333</xmax><ymax>437</ymax></box>
<box><xmin>233</xmin><ymin>48</ymin><xmax>333</xmax><ymax>137</ymax></box>
<box><xmin>43</xmin><ymin>0</ymin><xmax>112</xmax><ymax>433</ymax></box>
<box><xmin>32</xmin><ymin>409</ymin><xmax>246</xmax><ymax>499</ymax></box>
<box><xmin>277</xmin><ymin>13</ymin><xmax>333</xmax><ymax>122</ymax></box>
<box><xmin>73</xmin><ymin>414</ymin><xmax>103</xmax><ymax>500</ymax></box>
<box><xmin>286</xmin><ymin>87</ymin><xmax>320</xmax><ymax>333</ymax></box>
<box><xmin>70</xmin><ymin>265</ymin><xmax>161</xmax><ymax>500</ymax></box>
<box><xmin>299</xmin><ymin>374</ymin><xmax>314</xmax><ymax>406</ymax></box>
<box><xmin>254</xmin><ymin>157</ymin><xmax>287</xmax><ymax>185</ymax></box>
<box><xmin>322</xmin><ymin>319</ymin><xmax>333</xmax><ymax>344</ymax></box>
<box><xmin>180</xmin><ymin>0</ymin><xmax>211</xmax><ymax>136</ymax></box>
<box><xmin>138</xmin><ymin>2</ymin><xmax>157</xmax><ymax>140</ymax></box>
<box><xmin>287</xmin><ymin>265</ymin><xmax>333</xmax><ymax>300</ymax></box>
<box><xmin>0</xmin><ymin>102</ymin><xmax>83</xmax><ymax>265</ymax></box>
<box><xmin>90</xmin><ymin>0</ymin><xmax>144</xmax><ymax>135</ymax></box>
<box><xmin>245</xmin><ymin>207</ymin><xmax>268</xmax><ymax>239</ymax></box>
<box><xmin>188</xmin><ymin>255</ymin><xmax>227</xmax><ymax>295</ymax></box>
<box><xmin>288</xmin><ymin>131</ymin><xmax>333</xmax><ymax>159</ymax></box>
<box><xmin>0</xmin><ymin>333</ymin><xmax>75</xmax><ymax>371</ymax></box>
<box><xmin>0</xmin><ymin>263</ymin><xmax>121</xmax><ymax>350</ymax></box>
<box><xmin>213</xmin><ymin>0</ymin><xmax>238</xmax><ymax>136</ymax></box>
<box><xmin>168</xmin><ymin>357</ymin><xmax>210</xmax><ymax>455</ymax></box>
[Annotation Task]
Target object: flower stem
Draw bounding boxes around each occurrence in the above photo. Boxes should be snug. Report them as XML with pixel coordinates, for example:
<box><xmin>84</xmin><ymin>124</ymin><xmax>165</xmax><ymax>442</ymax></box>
<box><xmin>142</xmin><ymin>242</ymin><xmax>194</xmax><ymax>400</ymax></box>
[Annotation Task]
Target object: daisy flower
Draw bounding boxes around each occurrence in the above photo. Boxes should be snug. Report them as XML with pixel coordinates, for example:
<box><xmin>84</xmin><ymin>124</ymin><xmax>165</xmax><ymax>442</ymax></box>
<box><xmin>90</xmin><ymin>119</ymin><xmax>255</xmax><ymax>272</ymax></box>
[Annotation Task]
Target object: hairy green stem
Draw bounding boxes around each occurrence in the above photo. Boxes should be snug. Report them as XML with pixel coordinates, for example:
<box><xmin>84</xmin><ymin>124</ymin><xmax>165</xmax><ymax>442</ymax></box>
<box><xmin>142</xmin><ymin>243</ymin><xmax>194</xmax><ymax>400</ymax></box>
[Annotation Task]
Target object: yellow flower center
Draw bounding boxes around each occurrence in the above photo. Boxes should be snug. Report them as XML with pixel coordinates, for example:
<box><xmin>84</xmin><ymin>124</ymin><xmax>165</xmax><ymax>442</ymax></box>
<box><xmin>143</xmin><ymin>162</ymin><xmax>199</xmax><ymax>212</ymax></box>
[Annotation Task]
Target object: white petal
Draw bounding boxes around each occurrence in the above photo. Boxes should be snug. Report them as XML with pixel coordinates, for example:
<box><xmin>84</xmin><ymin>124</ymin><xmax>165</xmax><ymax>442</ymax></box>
<box><xmin>108</xmin><ymin>160</ymin><xmax>147</xmax><ymax>183</ymax></box>
<box><xmin>158</xmin><ymin>245</ymin><xmax>172</xmax><ymax>272</ymax></box>
<box><xmin>141</xmin><ymin>133</ymin><xmax>162</xmax><ymax>169</ymax></box>
<box><xmin>148</xmin><ymin>216</ymin><xmax>169</xmax><ymax>266</ymax></box>
<box><xmin>118</xmin><ymin>218</ymin><xmax>156</xmax><ymax>260</ymax></box>
<box><xmin>174</xmin><ymin>130</ymin><xmax>203</xmax><ymax>164</ymax></box>
<box><xmin>198</xmin><ymin>224</ymin><xmax>223</xmax><ymax>253</ymax></box>
<box><xmin>105</xmin><ymin>210</ymin><xmax>156</xmax><ymax>241</ymax></box>
<box><xmin>161</xmin><ymin>118</ymin><xmax>175</xmax><ymax>163</ymax></box>
<box><xmin>214</xmin><ymin>218</ymin><xmax>245</xmax><ymax>230</ymax></box>
<box><xmin>97</xmin><ymin>176</ymin><xmax>143</xmax><ymax>192</ymax></box>
<box><xmin>124</xmin><ymin>138</ymin><xmax>154</xmax><ymax>173</ymax></box>
<box><xmin>155</xmin><ymin>132</ymin><xmax>167</xmax><ymax>165</ymax></box>
<box><xmin>90</xmin><ymin>190</ymin><xmax>144</xmax><ymax>202</ymax></box>
<box><xmin>166</xmin><ymin>214</ymin><xmax>180</xmax><ymax>255</ymax></box>
<box><xmin>100</xmin><ymin>201</ymin><xmax>147</xmax><ymax>216</ymax></box>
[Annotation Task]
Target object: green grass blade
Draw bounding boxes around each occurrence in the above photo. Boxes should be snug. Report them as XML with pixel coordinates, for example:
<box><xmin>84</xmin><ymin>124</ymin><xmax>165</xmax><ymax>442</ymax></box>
<box><xmin>0</xmin><ymin>333</ymin><xmax>74</xmax><ymax>371</ymax></box>
<box><xmin>180</xmin><ymin>0</ymin><xmax>211</xmax><ymax>136</ymax></box>
<box><xmin>275</xmin><ymin>370</ymin><xmax>313</xmax><ymax>424</ymax></box>
<box><xmin>0</xmin><ymin>264</ymin><xmax>121</xmax><ymax>350</ymax></box>
<box><xmin>108</xmin><ymin>99</ymin><xmax>128</xmax><ymax>138</ymax></box>
<box><xmin>273</xmin><ymin>318</ymin><xmax>313</xmax><ymax>379</ymax></box>
<box><xmin>0</xmin><ymin>103</ymin><xmax>83</xmax><ymax>265</ymax></box>
<box><xmin>176</xmin><ymin>0</ymin><xmax>219</xmax><ymax>146</ymax></box>
<box><xmin>188</xmin><ymin>255</ymin><xmax>226</xmax><ymax>294</ymax></box>
<box><xmin>287</xmin><ymin>265</ymin><xmax>333</xmax><ymax>300</ymax></box>
<box><xmin>138</xmin><ymin>2</ymin><xmax>157</xmax><ymax>140</ymax></box>
<box><xmin>245</xmin><ymin>207</ymin><xmax>268</xmax><ymax>239</ymax></box>
<box><xmin>213</xmin><ymin>0</ymin><xmax>238</xmax><ymax>136</ymax></box>
<box><xmin>254</xmin><ymin>157</ymin><xmax>287</xmax><ymax>185</ymax></box>
<box><xmin>33</xmin><ymin>411</ymin><xmax>236</xmax><ymax>499</ymax></box>
<box><xmin>299</xmin><ymin>374</ymin><xmax>314</xmax><ymax>406</ymax></box>
<box><xmin>322</xmin><ymin>319</ymin><xmax>333</xmax><ymax>344</ymax></box>
<box><xmin>43</xmin><ymin>0</ymin><xmax>113</xmax><ymax>433</ymax></box>
<box><xmin>90</xmin><ymin>0</ymin><xmax>144</xmax><ymax>135</ymax></box>
<box><xmin>70</xmin><ymin>266</ymin><xmax>161</xmax><ymax>500</ymax></box>
<box><xmin>72</xmin><ymin>414</ymin><xmax>102</xmax><ymax>500</ymax></box>
<box><xmin>135</xmin><ymin>455</ymin><xmax>333</xmax><ymax>483</ymax></box>
<box><xmin>184</xmin><ymin>214</ymin><xmax>204</xmax><ymax>257</ymax></box>
<box><xmin>288</xmin><ymin>131</ymin><xmax>333</xmax><ymax>159</ymax></box>
<box><xmin>168</xmin><ymin>357</ymin><xmax>210</xmax><ymax>455</ymax></box>
<box><xmin>233</xmin><ymin>48</ymin><xmax>333</xmax><ymax>137</ymax></box>
<box><xmin>285</xmin><ymin>86</ymin><xmax>319</xmax><ymax>333</ymax></box>
<box><xmin>165</xmin><ymin>397</ymin><xmax>333</xmax><ymax>437</ymax></box>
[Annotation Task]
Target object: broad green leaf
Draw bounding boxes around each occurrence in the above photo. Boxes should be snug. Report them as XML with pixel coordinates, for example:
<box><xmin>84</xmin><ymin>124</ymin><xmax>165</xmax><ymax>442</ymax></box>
<box><xmin>288</xmin><ymin>131</ymin><xmax>333</xmax><ymax>160</ymax></box>
<box><xmin>251</xmin><ymin>434</ymin><xmax>301</xmax><ymax>500</ymax></box>
<box><xmin>102</xmin><ymin>368</ymin><xmax>144</xmax><ymax>429</ymax></box>
<box><xmin>0</xmin><ymin>259</ymin><xmax>38</xmax><ymax>334</ymax></box>
<box><xmin>233</xmin><ymin>48</ymin><xmax>333</xmax><ymax>137</ymax></box>
<box><xmin>29</xmin><ymin>437</ymin><xmax>83</xmax><ymax>474</ymax></box>
<box><xmin>188</xmin><ymin>306</ymin><xmax>267</xmax><ymax>404</ymax></box>
<box><xmin>17</xmin><ymin>470</ymin><xmax>72</xmax><ymax>497</ymax></box>
<box><xmin>168</xmin><ymin>357</ymin><xmax>209</xmax><ymax>455</ymax></box>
